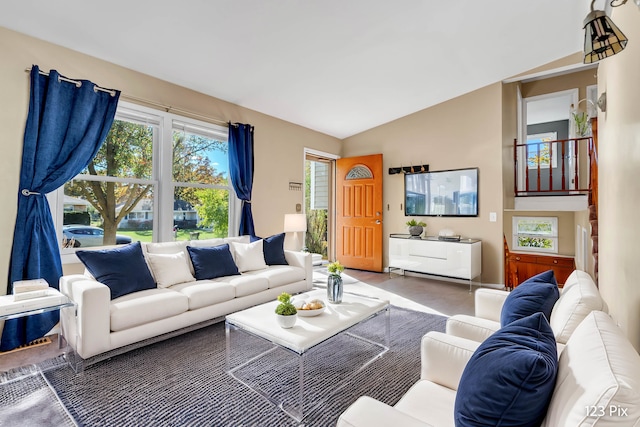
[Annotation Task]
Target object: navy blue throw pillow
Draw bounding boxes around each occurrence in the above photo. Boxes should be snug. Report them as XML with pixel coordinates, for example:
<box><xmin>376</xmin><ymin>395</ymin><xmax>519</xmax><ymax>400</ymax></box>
<box><xmin>76</xmin><ymin>241</ymin><xmax>156</xmax><ymax>300</ymax></box>
<box><xmin>251</xmin><ymin>233</ymin><xmax>288</xmax><ymax>265</ymax></box>
<box><xmin>501</xmin><ymin>270</ymin><xmax>559</xmax><ymax>327</ymax></box>
<box><xmin>186</xmin><ymin>244</ymin><xmax>240</xmax><ymax>280</ymax></box>
<box><xmin>455</xmin><ymin>312</ymin><xmax>558</xmax><ymax>427</ymax></box>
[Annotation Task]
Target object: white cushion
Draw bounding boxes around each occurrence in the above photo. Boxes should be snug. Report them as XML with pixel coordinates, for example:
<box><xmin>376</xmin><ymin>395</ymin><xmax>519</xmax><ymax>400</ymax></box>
<box><xmin>188</xmin><ymin>238</ymin><xmax>225</xmax><ymax>248</ymax></box>
<box><xmin>550</xmin><ymin>270</ymin><xmax>607</xmax><ymax>344</ymax></box>
<box><xmin>170</xmin><ymin>280</ymin><xmax>235</xmax><ymax>310</ymax></box>
<box><xmin>110</xmin><ymin>288</ymin><xmax>188</xmax><ymax>332</ymax></box>
<box><xmin>542</xmin><ymin>311</ymin><xmax>640</xmax><ymax>426</ymax></box>
<box><xmin>145</xmin><ymin>251</ymin><xmax>195</xmax><ymax>288</ymax></box>
<box><xmin>231</xmin><ymin>240</ymin><xmax>267</xmax><ymax>272</ymax></box>
<box><xmin>222</xmin><ymin>275</ymin><xmax>269</xmax><ymax>297</ymax></box>
<box><xmin>244</xmin><ymin>265</ymin><xmax>306</xmax><ymax>288</ymax></box>
<box><xmin>394</xmin><ymin>380</ymin><xmax>456</xmax><ymax>427</ymax></box>
<box><xmin>143</xmin><ymin>240</ymin><xmax>189</xmax><ymax>255</ymax></box>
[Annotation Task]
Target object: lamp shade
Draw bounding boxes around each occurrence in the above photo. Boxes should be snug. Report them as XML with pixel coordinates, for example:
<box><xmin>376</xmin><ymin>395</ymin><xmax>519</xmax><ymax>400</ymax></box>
<box><xmin>583</xmin><ymin>9</ymin><xmax>628</xmax><ymax>64</ymax></box>
<box><xmin>283</xmin><ymin>214</ymin><xmax>307</xmax><ymax>232</ymax></box>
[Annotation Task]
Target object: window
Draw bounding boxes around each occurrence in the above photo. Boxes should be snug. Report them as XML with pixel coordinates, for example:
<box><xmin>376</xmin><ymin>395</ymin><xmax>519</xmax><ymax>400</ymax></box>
<box><xmin>55</xmin><ymin>102</ymin><xmax>235</xmax><ymax>250</ymax></box>
<box><xmin>526</xmin><ymin>132</ymin><xmax>558</xmax><ymax>169</ymax></box>
<box><xmin>512</xmin><ymin>216</ymin><xmax>558</xmax><ymax>253</ymax></box>
<box><xmin>172</xmin><ymin>121</ymin><xmax>230</xmax><ymax>240</ymax></box>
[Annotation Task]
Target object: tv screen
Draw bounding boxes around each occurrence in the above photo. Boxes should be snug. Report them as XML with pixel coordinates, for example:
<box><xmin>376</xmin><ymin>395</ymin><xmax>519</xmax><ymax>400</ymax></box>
<box><xmin>405</xmin><ymin>167</ymin><xmax>478</xmax><ymax>217</ymax></box>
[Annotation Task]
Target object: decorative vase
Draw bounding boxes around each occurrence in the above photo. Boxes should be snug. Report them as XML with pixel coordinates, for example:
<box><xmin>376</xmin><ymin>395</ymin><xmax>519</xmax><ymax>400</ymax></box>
<box><xmin>276</xmin><ymin>314</ymin><xmax>297</xmax><ymax>329</ymax></box>
<box><xmin>327</xmin><ymin>274</ymin><xmax>343</xmax><ymax>304</ymax></box>
<box><xmin>408</xmin><ymin>225</ymin><xmax>424</xmax><ymax>237</ymax></box>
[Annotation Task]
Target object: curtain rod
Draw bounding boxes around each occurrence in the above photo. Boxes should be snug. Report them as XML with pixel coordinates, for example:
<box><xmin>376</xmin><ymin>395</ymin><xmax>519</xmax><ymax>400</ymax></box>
<box><xmin>119</xmin><ymin>93</ymin><xmax>229</xmax><ymax>127</ymax></box>
<box><xmin>25</xmin><ymin>67</ymin><xmax>229</xmax><ymax>127</ymax></box>
<box><xmin>26</xmin><ymin>67</ymin><xmax>117</xmax><ymax>97</ymax></box>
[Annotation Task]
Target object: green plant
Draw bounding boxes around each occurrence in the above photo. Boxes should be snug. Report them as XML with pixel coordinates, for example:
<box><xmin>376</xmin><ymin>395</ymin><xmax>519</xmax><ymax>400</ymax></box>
<box><xmin>275</xmin><ymin>292</ymin><xmax>297</xmax><ymax>316</ymax></box>
<box><xmin>572</xmin><ymin>111</ymin><xmax>591</xmax><ymax>137</ymax></box>
<box><xmin>406</xmin><ymin>219</ymin><xmax>426</xmax><ymax>227</ymax></box>
<box><xmin>327</xmin><ymin>260</ymin><xmax>345</xmax><ymax>276</ymax></box>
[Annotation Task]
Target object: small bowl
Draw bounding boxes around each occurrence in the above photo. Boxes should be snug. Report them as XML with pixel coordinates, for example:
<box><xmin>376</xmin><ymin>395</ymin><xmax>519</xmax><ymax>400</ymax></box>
<box><xmin>297</xmin><ymin>306</ymin><xmax>325</xmax><ymax>317</ymax></box>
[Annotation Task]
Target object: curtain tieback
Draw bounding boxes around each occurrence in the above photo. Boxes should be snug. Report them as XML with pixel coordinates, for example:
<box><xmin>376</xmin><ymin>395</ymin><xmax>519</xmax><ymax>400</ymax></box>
<box><xmin>21</xmin><ymin>189</ymin><xmax>41</xmax><ymax>196</ymax></box>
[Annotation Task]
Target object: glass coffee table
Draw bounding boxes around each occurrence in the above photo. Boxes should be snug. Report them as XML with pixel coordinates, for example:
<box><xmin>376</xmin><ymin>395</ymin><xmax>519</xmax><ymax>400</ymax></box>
<box><xmin>225</xmin><ymin>289</ymin><xmax>390</xmax><ymax>422</ymax></box>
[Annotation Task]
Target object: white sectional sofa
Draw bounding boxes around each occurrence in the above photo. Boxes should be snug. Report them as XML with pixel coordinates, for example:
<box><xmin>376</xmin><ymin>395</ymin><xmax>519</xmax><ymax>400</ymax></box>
<box><xmin>446</xmin><ymin>270</ymin><xmax>607</xmax><ymax>349</ymax></box>
<box><xmin>337</xmin><ymin>310</ymin><xmax>640</xmax><ymax>426</ymax></box>
<box><xmin>60</xmin><ymin>235</ymin><xmax>312</xmax><ymax>365</ymax></box>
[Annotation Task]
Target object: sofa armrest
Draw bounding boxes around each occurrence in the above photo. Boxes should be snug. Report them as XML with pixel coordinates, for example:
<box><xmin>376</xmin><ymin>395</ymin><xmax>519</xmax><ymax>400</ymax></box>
<box><xmin>421</xmin><ymin>331</ymin><xmax>480</xmax><ymax>390</ymax></box>
<box><xmin>284</xmin><ymin>250</ymin><xmax>312</xmax><ymax>289</ymax></box>
<box><xmin>474</xmin><ymin>288</ymin><xmax>509</xmax><ymax>322</ymax></box>
<box><xmin>337</xmin><ymin>396</ymin><xmax>433</xmax><ymax>427</ymax></box>
<box><xmin>59</xmin><ymin>274</ymin><xmax>111</xmax><ymax>359</ymax></box>
<box><xmin>446</xmin><ymin>314</ymin><xmax>500</xmax><ymax>342</ymax></box>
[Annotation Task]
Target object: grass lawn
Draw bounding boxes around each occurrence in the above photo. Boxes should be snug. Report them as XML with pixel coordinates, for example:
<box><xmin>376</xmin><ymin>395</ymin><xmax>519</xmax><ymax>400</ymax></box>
<box><xmin>118</xmin><ymin>229</ymin><xmax>219</xmax><ymax>242</ymax></box>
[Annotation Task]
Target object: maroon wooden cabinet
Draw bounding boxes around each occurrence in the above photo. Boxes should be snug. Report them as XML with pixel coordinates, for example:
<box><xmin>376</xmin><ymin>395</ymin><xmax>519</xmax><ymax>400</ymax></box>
<box><xmin>506</xmin><ymin>252</ymin><xmax>575</xmax><ymax>289</ymax></box>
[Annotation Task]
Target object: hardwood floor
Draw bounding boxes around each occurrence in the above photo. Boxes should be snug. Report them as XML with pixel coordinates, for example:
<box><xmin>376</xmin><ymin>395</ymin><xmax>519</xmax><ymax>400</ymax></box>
<box><xmin>0</xmin><ymin>269</ymin><xmax>478</xmax><ymax>374</ymax></box>
<box><xmin>344</xmin><ymin>269</ymin><xmax>476</xmax><ymax>317</ymax></box>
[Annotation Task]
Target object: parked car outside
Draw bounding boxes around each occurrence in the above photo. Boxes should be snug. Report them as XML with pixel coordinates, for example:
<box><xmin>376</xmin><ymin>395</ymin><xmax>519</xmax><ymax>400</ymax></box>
<box><xmin>62</xmin><ymin>225</ymin><xmax>132</xmax><ymax>248</ymax></box>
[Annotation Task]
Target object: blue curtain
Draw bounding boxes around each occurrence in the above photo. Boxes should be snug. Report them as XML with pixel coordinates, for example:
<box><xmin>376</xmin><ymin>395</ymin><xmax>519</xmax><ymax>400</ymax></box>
<box><xmin>1</xmin><ymin>66</ymin><xmax>120</xmax><ymax>351</ymax></box>
<box><xmin>228</xmin><ymin>123</ymin><xmax>255</xmax><ymax>236</ymax></box>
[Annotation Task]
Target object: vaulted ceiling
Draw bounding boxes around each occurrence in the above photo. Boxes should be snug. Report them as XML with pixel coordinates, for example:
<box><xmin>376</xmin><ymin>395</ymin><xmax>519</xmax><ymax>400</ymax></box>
<box><xmin>0</xmin><ymin>1</ymin><xmax>594</xmax><ymax>138</ymax></box>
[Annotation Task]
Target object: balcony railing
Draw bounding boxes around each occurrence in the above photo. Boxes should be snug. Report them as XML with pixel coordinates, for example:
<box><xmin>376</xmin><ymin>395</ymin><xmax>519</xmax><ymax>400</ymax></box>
<box><xmin>514</xmin><ymin>136</ymin><xmax>594</xmax><ymax>196</ymax></box>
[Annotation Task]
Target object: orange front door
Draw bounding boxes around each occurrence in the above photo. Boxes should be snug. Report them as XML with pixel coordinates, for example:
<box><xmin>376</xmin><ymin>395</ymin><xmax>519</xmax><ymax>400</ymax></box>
<box><xmin>336</xmin><ymin>154</ymin><xmax>383</xmax><ymax>272</ymax></box>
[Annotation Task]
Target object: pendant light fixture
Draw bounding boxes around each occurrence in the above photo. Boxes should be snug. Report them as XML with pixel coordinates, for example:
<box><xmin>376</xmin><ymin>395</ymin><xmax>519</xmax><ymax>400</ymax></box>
<box><xmin>583</xmin><ymin>0</ymin><xmax>628</xmax><ymax>63</ymax></box>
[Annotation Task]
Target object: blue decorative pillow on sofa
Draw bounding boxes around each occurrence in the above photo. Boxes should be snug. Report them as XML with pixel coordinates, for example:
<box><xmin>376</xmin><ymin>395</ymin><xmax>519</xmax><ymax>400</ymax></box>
<box><xmin>501</xmin><ymin>270</ymin><xmax>559</xmax><ymax>327</ymax></box>
<box><xmin>454</xmin><ymin>312</ymin><xmax>558</xmax><ymax>427</ymax></box>
<box><xmin>250</xmin><ymin>233</ymin><xmax>288</xmax><ymax>265</ymax></box>
<box><xmin>186</xmin><ymin>244</ymin><xmax>240</xmax><ymax>280</ymax></box>
<box><xmin>76</xmin><ymin>241</ymin><xmax>156</xmax><ymax>300</ymax></box>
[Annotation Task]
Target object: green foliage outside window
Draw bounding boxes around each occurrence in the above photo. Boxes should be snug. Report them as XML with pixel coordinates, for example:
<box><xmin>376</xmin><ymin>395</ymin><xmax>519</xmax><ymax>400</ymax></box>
<box><xmin>517</xmin><ymin>236</ymin><xmax>553</xmax><ymax>249</ymax></box>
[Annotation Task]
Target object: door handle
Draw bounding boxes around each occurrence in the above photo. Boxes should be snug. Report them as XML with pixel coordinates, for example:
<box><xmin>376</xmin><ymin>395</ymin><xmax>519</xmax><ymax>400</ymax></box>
<box><xmin>375</xmin><ymin>220</ymin><xmax>382</xmax><ymax>224</ymax></box>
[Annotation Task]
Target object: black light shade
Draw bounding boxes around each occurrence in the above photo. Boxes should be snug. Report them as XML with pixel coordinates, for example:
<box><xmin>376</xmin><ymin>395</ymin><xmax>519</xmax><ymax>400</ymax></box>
<box><xmin>583</xmin><ymin>9</ymin><xmax>628</xmax><ymax>64</ymax></box>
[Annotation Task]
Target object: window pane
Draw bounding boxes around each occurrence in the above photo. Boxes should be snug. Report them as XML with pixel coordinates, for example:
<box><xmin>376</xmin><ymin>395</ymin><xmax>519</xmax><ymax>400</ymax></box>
<box><xmin>516</xmin><ymin>219</ymin><xmax>555</xmax><ymax>236</ymax></box>
<box><xmin>173</xmin><ymin>187</ymin><xmax>229</xmax><ymax>241</ymax></box>
<box><xmin>81</xmin><ymin>119</ymin><xmax>154</xmax><ymax>179</ymax></box>
<box><xmin>64</xmin><ymin>180</ymin><xmax>154</xmax><ymax>247</ymax></box>
<box><xmin>516</xmin><ymin>236</ymin><xmax>555</xmax><ymax>250</ymax></box>
<box><xmin>172</xmin><ymin>129</ymin><xmax>228</xmax><ymax>185</ymax></box>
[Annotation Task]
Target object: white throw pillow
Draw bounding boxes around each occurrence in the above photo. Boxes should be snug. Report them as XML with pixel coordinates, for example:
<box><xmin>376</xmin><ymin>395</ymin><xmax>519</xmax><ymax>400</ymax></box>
<box><xmin>231</xmin><ymin>240</ymin><xmax>267</xmax><ymax>272</ymax></box>
<box><xmin>145</xmin><ymin>251</ymin><xmax>195</xmax><ymax>288</ymax></box>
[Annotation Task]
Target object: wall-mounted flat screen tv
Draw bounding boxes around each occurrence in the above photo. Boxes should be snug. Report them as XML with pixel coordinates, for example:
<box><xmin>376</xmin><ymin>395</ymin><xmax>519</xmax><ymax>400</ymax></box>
<box><xmin>405</xmin><ymin>167</ymin><xmax>478</xmax><ymax>217</ymax></box>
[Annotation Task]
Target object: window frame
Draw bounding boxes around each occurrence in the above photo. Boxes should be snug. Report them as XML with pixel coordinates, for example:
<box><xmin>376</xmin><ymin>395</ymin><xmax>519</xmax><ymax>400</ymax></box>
<box><xmin>512</xmin><ymin>216</ymin><xmax>559</xmax><ymax>254</ymax></box>
<box><xmin>52</xmin><ymin>101</ymin><xmax>238</xmax><ymax>260</ymax></box>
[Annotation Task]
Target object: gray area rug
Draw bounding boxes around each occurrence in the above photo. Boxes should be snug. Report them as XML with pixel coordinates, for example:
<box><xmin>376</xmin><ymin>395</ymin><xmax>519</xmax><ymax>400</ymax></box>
<box><xmin>10</xmin><ymin>306</ymin><xmax>446</xmax><ymax>427</ymax></box>
<box><xmin>0</xmin><ymin>369</ymin><xmax>76</xmax><ymax>427</ymax></box>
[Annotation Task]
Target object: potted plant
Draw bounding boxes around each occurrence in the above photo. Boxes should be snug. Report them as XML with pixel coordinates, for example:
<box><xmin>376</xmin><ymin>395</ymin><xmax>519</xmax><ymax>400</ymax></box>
<box><xmin>275</xmin><ymin>292</ymin><xmax>297</xmax><ymax>328</ymax></box>
<box><xmin>326</xmin><ymin>260</ymin><xmax>345</xmax><ymax>304</ymax></box>
<box><xmin>406</xmin><ymin>219</ymin><xmax>426</xmax><ymax>237</ymax></box>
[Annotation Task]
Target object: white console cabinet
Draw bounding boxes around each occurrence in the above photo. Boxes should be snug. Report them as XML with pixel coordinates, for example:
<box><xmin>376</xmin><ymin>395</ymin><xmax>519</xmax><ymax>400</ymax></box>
<box><xmin>389</xmin><ymin>234</ymin><xmax>481</xmax><ymax>290</ymax></box>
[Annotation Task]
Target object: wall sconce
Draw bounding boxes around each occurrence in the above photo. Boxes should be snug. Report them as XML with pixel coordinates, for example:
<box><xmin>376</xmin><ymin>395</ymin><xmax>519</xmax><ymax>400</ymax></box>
<box><xmin>583</xmin><ymin>0</ymin><xmax>630</xmax><ymax>63</ymax></box>
<box><xmin>597</xmin><ymin>92</ymin><xmax>607</xmax><ymax>112</ymax></box>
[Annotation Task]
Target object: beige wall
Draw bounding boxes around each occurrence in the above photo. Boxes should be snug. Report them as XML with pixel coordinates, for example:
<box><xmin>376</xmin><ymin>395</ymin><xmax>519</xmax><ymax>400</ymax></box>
<box><xmin>342</xmin><ymin>84</ymin><xmax>505</xmax><ymax>285</ymax></box>
<box><xmin>502</xmin><ymin>82</ymin><xmax>519</xmax><ymax>211</ymax></box>
<box><xmin>0</xmin><ymin>27</ymin><xmax>341</xmax><ymax>295</ymax></box>
<box><xmin>596</xmin><ymin>8</ymin><xmax>640</xmax><ymax>350</ymax></box>
<box><xmin>520</xmin><ymin>68</ymin><xmax>597</xmax><ymax>100</ymax></box>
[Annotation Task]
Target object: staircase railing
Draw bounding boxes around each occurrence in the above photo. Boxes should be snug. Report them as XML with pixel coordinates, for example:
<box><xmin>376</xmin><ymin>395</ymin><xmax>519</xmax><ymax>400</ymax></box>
<box><xmin>513</xmin><ymin>136</ymin><xmax>594</xmax><ymax>196</ymax></box>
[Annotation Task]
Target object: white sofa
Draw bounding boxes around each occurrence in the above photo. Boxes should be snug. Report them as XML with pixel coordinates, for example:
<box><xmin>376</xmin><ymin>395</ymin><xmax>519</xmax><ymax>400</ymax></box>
<box><xmin>446</xmin><ymin>270</ymin><xmax>607</xmax><ymax>349</ymax></box>
<box><xmin>337</xmin><ymin>310</ymin><xmax>640</xmax><ymax>426</ymax></box>
<box><xmin>60</xmin><ymin>236</ymin><xmax>312</xmax><ymax>364</ymax></box>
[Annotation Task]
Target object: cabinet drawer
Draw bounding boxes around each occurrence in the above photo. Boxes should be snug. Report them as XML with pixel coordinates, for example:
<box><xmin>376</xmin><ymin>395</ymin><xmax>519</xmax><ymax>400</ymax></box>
<box><xmin>509</xmin><ymin>253</ymin><xmax>537</xmax><ymax>263</ymax></box>
<box><xmin>537</xmin><ymin>256</ymin><xmax>574</xmax><ymax>268</ymax></box>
